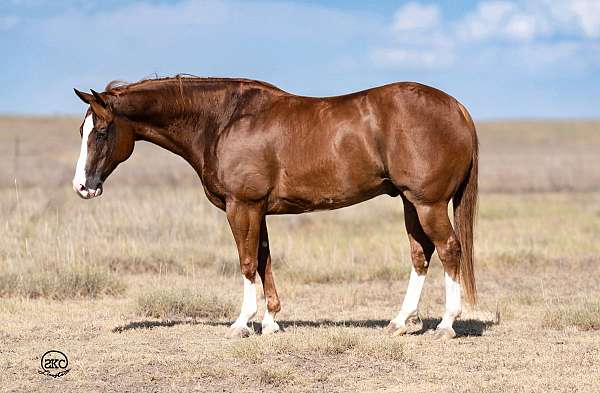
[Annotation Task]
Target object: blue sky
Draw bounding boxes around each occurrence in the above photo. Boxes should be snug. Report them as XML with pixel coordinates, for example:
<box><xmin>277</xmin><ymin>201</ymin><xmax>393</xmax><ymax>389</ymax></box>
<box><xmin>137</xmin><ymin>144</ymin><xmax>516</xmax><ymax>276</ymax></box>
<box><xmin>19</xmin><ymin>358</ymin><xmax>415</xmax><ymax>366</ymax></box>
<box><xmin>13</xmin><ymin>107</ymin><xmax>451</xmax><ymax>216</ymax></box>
<box><xmin>1</xmin><ymin>0</ymin><xmax>599</xmax><ymax>118</ymax></box>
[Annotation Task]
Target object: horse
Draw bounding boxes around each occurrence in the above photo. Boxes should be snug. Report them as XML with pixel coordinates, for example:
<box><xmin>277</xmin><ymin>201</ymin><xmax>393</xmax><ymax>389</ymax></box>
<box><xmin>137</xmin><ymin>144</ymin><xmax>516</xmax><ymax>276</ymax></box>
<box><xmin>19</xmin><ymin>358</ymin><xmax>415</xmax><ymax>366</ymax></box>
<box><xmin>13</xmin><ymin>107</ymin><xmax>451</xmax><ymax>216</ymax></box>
<box><xmin>72</xmin><ymin>75</ymin><xmax>478</xmax><ymax>339</ymax></box>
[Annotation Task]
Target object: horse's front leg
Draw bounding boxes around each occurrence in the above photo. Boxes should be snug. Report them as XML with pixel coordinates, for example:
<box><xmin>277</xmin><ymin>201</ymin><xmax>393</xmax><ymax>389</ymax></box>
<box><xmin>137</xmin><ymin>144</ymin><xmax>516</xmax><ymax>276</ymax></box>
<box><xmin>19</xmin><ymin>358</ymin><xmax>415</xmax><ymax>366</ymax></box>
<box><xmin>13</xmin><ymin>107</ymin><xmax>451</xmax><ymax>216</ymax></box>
<box><xmin>257</xmin><ymin>218</ymin><xmax>281</xmax><ymax>335</ymax></box>
<box><xmin>225</xmin><ymin>200</ymin><xmax>263</xmax><ymax>338</ymax></box>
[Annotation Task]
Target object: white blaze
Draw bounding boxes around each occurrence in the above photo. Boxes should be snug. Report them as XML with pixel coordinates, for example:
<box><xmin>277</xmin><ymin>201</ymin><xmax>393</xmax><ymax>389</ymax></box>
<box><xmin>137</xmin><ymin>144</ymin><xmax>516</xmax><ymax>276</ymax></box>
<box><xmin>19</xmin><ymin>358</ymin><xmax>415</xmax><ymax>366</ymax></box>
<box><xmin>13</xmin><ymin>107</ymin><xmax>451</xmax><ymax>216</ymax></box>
<box><xmin>73</xmin><ymin>114</ymin><xmax>93</xmax><ymax>196</ymax></box>
<box><xmin>231</xmin><ymin>276</ymin><xmax>257</xmax><ymax>329</ymax></box>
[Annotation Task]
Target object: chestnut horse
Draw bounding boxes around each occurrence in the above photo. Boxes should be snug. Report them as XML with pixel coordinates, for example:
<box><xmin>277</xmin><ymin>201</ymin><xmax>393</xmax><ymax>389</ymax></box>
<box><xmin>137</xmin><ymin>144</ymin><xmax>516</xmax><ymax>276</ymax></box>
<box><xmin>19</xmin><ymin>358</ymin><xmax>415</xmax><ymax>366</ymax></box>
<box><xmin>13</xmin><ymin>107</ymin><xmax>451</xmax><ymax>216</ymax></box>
<box><xmin>73</xmin><ymin>76</ymin><xmax>478</xmax><ymax>339</ymax></box>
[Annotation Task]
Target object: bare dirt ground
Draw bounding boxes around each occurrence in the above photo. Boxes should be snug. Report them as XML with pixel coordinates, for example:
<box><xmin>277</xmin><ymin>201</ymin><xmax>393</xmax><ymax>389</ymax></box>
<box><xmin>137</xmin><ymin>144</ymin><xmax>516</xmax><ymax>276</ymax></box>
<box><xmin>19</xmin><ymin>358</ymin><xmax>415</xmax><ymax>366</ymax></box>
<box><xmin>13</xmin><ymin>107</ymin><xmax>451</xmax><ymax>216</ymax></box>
<box><xmin>1</xmin><ymin>117</ymin><xmax>599</xmax><ymax>392</ymax></box>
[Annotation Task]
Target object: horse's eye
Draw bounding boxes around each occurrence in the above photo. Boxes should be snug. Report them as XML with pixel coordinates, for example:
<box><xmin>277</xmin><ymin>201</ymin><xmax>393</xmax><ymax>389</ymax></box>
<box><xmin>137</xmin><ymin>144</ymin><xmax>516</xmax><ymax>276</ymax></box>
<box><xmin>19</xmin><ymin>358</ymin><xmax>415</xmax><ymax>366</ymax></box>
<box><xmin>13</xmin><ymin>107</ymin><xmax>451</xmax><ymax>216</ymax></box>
<box><xmin>96</xmin><ymin>131</ymin><xmax>108</xmax><ymax>141</ymax></box>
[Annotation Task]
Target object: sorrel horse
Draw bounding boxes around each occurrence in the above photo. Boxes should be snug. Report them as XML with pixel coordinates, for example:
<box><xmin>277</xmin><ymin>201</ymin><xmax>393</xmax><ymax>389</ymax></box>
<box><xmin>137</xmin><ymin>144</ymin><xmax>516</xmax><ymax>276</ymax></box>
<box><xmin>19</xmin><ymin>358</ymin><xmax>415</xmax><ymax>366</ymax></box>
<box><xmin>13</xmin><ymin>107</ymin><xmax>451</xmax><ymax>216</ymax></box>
<box><xmin>73</xmin><ymin>76</ymin><xmax>478</xmax><ymax>339</ymax></box>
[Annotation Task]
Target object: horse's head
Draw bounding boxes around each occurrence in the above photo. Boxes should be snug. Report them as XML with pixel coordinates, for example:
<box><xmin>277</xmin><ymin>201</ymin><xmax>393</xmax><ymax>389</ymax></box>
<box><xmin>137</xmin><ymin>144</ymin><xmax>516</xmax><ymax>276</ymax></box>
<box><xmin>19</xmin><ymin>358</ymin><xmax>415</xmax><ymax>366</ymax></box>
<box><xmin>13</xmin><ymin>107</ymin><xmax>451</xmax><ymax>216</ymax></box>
<box><xmin>72</xmin><ymin>89</ymin><xmax>135</xmax><ymax>199</ymax></box>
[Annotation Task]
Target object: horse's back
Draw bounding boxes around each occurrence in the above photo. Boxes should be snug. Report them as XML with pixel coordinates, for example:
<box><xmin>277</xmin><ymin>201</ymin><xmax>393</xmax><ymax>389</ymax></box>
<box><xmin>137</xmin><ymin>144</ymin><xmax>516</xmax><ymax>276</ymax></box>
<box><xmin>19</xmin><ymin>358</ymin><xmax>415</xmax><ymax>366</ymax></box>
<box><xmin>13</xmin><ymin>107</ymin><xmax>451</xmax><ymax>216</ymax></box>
<box><xmin>217</xmin><ymin>82</ymin><xmax>476</xmax><ymax>212</ymax></box>
<box><xmin>276</xmin><ymin>82</ymin><xmax>476</xmax><ymax>205</ymax></box>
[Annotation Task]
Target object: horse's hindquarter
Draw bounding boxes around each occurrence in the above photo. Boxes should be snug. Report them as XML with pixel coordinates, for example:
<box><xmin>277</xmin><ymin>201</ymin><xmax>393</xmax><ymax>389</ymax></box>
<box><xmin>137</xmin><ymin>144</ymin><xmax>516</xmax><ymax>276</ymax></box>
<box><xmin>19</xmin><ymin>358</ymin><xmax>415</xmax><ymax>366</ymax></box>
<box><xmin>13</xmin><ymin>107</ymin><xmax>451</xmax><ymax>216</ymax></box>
<box><xmin>380</xmin><ymin>83</ymin><xmax>476</xmax><ymax>204</ymax></box>
<box><xmin>217</xmin><ymin>83</ymin><xmax>475</xmax><ymax>213</ymax></box>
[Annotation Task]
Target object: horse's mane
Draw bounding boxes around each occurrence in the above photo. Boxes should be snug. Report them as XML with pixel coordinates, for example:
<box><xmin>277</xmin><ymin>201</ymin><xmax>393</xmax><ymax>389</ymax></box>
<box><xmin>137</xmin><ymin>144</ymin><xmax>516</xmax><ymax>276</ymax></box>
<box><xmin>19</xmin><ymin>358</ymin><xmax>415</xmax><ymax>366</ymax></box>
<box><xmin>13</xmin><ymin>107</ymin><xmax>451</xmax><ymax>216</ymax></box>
<box><xmin>104</xmin><ymin>74</ymin><xmax>283</xmax><ymax>94</ymax></box>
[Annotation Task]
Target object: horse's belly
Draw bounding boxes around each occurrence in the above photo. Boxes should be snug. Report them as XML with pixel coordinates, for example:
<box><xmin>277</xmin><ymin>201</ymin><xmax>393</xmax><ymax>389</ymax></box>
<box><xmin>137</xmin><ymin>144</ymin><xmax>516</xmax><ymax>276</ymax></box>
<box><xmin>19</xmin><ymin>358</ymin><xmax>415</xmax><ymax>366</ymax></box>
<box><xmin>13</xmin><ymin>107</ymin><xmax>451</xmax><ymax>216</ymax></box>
<box><xmin>267</xmin><ymin>171</ymin><xmax>396</xmax><ymax>214</ymax></box>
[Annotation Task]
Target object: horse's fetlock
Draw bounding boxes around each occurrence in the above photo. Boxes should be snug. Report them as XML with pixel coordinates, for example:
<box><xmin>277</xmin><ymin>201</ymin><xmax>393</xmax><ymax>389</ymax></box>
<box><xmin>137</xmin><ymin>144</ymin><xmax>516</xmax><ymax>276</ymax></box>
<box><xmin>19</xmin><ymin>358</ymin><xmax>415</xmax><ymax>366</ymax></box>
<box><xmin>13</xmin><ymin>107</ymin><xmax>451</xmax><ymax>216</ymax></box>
<box><xmin>268</xmin><ymin>297</ymin><xmax>281</xmax><ymax>314</ymax></box>
<box><xmin>414</xmin><ymin>264</ymin><xmax>428</xmax><ymax>275</ymax></box>
<box><xmin>411</xmin><ymin>249</ymin><xmax>429</xmax><ymax>274</ymax></box>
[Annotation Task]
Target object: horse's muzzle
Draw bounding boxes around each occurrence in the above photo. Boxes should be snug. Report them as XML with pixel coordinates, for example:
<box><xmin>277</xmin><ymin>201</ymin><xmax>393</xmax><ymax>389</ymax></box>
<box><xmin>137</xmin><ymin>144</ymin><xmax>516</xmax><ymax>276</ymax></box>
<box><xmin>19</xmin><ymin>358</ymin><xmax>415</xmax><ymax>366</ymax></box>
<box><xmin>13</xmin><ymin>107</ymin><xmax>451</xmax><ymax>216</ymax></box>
<box><xmin>73</xmin><ymin>182</ymin><xmax>103</xmax><ymax>199</ymax></box>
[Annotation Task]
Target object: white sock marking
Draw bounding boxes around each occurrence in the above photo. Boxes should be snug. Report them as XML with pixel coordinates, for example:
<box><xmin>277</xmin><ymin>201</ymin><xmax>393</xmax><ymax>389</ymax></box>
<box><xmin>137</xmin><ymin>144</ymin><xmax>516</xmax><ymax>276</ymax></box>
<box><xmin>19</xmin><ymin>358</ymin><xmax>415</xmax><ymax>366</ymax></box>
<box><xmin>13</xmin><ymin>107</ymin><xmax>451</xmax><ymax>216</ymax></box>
<box><xmin>437</xmin><ymin>272</ymin><xmax>462</xmax><ymax>330</ymax></box>
<box><xmin>261</xmin><ymin>300</ymin><xmax>280</xmax><ymax>333</ymax></box>
<box><xmin>231</xmin><ymin>276</ymin><xmax>257</xmax><ymax>329</ymax></box>
<box><xmin>392</xmin><ymin>267</ymin><xmax>426</xmax><ymax>326</ymax></box>
<box><xmin>73</xmin><ymin>114</ymin><xmax>93</xmax><ymax>197</ymax></box>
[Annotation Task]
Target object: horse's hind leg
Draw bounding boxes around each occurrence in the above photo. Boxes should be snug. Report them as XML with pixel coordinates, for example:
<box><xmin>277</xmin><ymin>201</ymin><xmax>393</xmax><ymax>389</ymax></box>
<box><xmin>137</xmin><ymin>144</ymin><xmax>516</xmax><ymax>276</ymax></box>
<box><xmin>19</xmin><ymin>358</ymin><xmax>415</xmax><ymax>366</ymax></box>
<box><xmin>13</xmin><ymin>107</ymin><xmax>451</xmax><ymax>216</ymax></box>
<box><xmin>386</xmin><ymin>197</ymin><xmax>435</xmax><ymax>336</ymax></box>
<box><xmin>414</xmin><ymin>202</ymin><xmax>462</xmax><ymax>339</ymax></box>
<box><xmin>257</xmin><ymin>218</ymin><xmax>281</xmax><ymax>335</ymax></box>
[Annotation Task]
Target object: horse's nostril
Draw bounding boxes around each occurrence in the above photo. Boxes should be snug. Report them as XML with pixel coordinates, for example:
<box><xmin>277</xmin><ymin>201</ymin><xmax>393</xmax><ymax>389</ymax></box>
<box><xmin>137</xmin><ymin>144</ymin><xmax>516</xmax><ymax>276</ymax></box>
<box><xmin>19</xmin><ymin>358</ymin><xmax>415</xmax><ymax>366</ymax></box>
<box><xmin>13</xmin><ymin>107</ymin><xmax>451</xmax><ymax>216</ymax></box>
<box><xmin>78</xmin><ymin>184</ymin><xmax>86</xmax><ymax>191</ymax></box>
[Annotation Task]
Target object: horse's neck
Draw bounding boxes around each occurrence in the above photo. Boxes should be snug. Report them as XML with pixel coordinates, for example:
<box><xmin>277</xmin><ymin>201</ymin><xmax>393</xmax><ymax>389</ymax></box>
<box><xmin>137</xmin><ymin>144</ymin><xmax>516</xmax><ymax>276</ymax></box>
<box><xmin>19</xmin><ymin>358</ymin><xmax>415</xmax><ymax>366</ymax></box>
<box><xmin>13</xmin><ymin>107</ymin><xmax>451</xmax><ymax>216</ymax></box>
<box><xmin>118</xmin><ymin>81</ymin><xmax>278</xmax><ymax>172</ymax></box>
<box><xmin>121</xmin><ymin>87</ymin><xmax>234</xmax><ymax>168</ymax></box>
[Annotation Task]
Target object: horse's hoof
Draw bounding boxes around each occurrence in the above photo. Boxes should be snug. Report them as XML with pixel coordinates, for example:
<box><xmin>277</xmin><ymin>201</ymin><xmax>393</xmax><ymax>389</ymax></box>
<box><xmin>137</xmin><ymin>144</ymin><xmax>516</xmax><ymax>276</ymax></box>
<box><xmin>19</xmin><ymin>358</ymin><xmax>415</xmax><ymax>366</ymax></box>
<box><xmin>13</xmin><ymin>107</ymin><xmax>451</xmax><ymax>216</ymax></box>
<box><xmin>261</xmin><ymin>322</ymin><xmax>280</xmax><ymax>336</ymax></box>
<box><xmin>384</xmin><ymin>322</ymin><xmax>408</xmax><ymax>336</ymax></box>
<box><xmin>433</xmin><ymin>327</ymin><xmax>456</xmax><ymax>340</ymax></box>
<box><xmin>385</xmin><ymin>316</ymin><xmax>421</xmax><ymax>336</ymax></box>
<box><xmin>226</xmin><ymin>325</ymin><xmax>252</xmax><ymax>339</ymax></box>
<box><xmin>405</xmin><ymin>315</ymin><xmax>423</xmax><ymax>333</ymax></box>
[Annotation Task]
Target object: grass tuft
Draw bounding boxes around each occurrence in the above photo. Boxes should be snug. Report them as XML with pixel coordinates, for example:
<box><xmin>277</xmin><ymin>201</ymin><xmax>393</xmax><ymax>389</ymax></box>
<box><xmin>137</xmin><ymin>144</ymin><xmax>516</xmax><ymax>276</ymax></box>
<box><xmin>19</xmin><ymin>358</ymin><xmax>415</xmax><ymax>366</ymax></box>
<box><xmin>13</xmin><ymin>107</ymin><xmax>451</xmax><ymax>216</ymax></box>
<box><xmin>542</xmin><ymin>301</ymin><xmax>600</xmax><ymax>331</ymax></box>
<box><xmin>308</xmin><ymin>328</ymin><xmax>361</xmax><ymax>354</ymax></box>
<box><xmin>281</xmin><ymin>261</ymin><xmax>411</xmax><ymax>284</ymax></box>
<box><xmin>0</xmin><ymin>266</ymin><xmax>126</xmax><ymax>299</ymax></box>
<box><xmin>137</xmin><ymin>288</ymin><xmax>235</xmax><ymax>319</ymax></box>
<box><xmin>229</xmin><ymin>328</ymin><xmax>406</xmax><ymax>362</ymax></box>
<box><xmin>303</xmin><ymin>329</ymin><xmax>406</xmax><ymax>360</ymax></box>
<box><xmin>107</xmin><ymin>255</ymin><xmax>182</xmax><ymax>274</ymax></box>
<box><xmin>229</xmin><ymin>339</ymin><xmax>266</xmax><ymax>364</ymax></box>
<box><xmin>258</xmin><ymin>365</ymin><xmax>296</xmax><ymax>386</ymax></box>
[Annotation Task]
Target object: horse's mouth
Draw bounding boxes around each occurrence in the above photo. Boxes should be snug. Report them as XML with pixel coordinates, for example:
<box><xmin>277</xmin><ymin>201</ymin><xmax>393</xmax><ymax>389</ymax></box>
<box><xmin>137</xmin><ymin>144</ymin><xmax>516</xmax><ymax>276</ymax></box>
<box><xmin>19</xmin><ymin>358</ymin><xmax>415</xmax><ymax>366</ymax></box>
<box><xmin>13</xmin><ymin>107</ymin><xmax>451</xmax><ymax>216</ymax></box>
<box><xmin>73</xmin><ymin>183</ymin><xmax>103</xmax><ymax>199</ymax></box>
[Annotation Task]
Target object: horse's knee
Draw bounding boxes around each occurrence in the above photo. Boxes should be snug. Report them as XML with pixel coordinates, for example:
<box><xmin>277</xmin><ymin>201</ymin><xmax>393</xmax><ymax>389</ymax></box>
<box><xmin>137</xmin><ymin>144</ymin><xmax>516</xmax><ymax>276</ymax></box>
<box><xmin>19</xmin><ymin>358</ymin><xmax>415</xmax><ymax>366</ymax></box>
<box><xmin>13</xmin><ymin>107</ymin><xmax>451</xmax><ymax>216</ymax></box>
<box><xmin>240</xmin><ymin>257</ymin><xmax>258</xmax><ymax>281</ymax></box>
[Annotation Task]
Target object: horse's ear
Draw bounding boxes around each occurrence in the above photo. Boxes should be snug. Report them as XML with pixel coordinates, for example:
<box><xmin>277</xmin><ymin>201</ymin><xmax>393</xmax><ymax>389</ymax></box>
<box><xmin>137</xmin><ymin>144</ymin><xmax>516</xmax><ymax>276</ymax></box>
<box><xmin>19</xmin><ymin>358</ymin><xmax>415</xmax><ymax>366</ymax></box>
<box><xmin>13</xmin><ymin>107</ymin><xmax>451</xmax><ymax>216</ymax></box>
<box><xmin>90</xmin><ymin>89</ymin><xmax>108</xmax><ymax>108</ymax></box>
<box><xmin>87</xmin><ymin>89</ymin><xmax>111</xmax><ymax>120</ymax></box>
<box><xmin>74</xmin><ymin>88</ymin><xmax>94</xmax><ymax>104</ymax></box>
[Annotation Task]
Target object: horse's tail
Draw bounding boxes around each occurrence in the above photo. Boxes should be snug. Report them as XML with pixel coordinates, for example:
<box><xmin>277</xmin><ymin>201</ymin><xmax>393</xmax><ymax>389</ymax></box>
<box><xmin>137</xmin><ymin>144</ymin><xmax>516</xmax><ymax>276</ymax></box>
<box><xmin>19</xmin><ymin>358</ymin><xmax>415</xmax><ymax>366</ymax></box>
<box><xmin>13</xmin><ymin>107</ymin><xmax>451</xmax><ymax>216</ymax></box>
<box><xmin>453</xmin><ymin>103</ymin><xmax>478</xmax><ymax>306</ymax></box>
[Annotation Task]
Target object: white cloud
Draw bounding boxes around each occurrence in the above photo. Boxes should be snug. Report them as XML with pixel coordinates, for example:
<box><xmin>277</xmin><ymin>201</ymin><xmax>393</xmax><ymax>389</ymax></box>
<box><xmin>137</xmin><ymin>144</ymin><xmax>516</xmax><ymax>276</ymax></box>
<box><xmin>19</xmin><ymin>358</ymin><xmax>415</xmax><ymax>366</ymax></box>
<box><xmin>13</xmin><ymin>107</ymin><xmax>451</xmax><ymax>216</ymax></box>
<box><xmin>504</xmin><ymin>13</ymin><xmax>537</xmax><ymax>40</ymax></box>
<box><xmin>376</xmin><ymin>3</ymin><xmax>452</xmax><ymax>68</ymax></box>
<box><xmin>458</xmin><ymin>1</ymin><xmax>514</xmax><ymax>40</ymax></box>
<box><xmin>566</xmin><ymin>0</ymin><xmax>600</xmax><ymax>38</ymax></box>
<box><xmin>460</xmin><ymin>0</ymin><xmax>600</xmax><ymax>41</ymax></box>
<box><xmin>391</xmin><ymin>3</ymin><xmax>441</xmax><ymax>32</ymax></box>
<box><xmin>456</xmin><ymin>1</ymin><xmax>545</xmax><ymax>42</ymax></box>
<box><xmin>517</xmin><ymin>41</ymin><xmax>581</xmax><ymax>66</ymax></box>
<box><xmin>373</xmin><ymin>0</ymin><xmax>600</xmax><ymax>70</ymax></box>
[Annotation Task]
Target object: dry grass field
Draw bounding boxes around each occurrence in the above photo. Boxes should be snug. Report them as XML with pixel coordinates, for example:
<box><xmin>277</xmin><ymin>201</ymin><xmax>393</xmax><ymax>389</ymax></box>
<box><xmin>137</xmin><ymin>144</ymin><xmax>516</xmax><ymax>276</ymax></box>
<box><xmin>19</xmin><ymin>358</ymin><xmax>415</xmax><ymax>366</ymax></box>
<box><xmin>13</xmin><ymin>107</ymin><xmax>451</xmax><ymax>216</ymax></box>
<box><xmin>1</xmin><ymin>116</ymin><xmax>600</xmax><ymax>392</ymax></box>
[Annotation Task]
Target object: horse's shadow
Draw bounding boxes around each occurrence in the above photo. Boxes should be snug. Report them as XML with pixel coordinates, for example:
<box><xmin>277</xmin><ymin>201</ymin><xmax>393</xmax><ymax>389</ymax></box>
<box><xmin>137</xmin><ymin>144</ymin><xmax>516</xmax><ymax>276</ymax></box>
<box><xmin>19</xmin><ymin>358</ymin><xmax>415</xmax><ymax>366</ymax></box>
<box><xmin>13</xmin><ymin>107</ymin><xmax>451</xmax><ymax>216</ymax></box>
<box><xmin>416</xmin><ymin>318</ymin><xmax>497</xmax><ymax>337</ymax></box>
<box><xmin>112</xmin><ymin>317</ymin><xmax>496</xmax><ymax>337</ymax></box>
